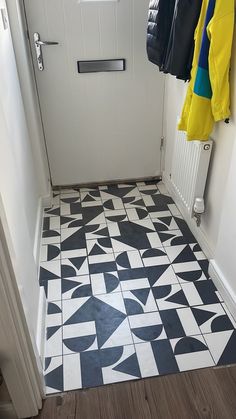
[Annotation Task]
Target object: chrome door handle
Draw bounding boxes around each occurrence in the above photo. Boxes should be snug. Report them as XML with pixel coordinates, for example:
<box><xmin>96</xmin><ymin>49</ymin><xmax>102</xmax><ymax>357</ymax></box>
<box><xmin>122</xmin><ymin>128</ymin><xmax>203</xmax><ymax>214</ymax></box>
<box><xmin>35</xmin><ymin>40</ymin><xmax>59</xmax><ymax>46</ymax></box>
<box><xmin>34</xmin><ymin>32</ymin><xmax>59</xmax><ymax>71</ymax></box>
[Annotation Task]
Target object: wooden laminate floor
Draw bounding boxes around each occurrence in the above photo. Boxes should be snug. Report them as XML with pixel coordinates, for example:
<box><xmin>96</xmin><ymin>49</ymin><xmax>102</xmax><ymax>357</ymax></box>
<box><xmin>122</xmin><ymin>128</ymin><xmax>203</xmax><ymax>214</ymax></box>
<box><xmin>35</xmin><ymin>365</ymin><xmax>236</xmax><ymax>419</ymax></box>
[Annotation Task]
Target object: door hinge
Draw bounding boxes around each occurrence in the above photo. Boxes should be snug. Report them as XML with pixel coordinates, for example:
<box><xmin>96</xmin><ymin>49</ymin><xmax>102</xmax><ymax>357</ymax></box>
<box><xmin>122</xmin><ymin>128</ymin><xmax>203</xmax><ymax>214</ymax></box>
<box><xmin>160</xmin><ymin>137</ymin><xmax>165</xmax><ymax>149</ymax></box>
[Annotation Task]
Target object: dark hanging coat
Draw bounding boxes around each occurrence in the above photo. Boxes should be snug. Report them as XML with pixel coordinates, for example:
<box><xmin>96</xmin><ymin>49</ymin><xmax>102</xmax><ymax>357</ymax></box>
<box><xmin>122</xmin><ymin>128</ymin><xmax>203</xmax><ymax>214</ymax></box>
<box><xmin>147</xmin><ymin>0</ymin><xmax>176</xmax><ymax>67</ymax></box>
<box><xmin>147</xmin><ymin>0</ymin><xmax>203</xmax><ymax>81</ymax></box>
<box><xmin>163</xmin><ymin>0</ymin><xmax>203</xmax><ymax>81</ymax></box>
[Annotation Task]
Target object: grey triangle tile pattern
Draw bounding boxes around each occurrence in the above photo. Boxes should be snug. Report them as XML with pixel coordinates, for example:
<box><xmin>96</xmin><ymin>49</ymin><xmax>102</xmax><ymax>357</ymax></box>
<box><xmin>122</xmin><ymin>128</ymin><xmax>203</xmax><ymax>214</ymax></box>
<box><xmin>39</xmin><ymin>183</ymin><xmax>236</xmax><ymax>394</ymax></box>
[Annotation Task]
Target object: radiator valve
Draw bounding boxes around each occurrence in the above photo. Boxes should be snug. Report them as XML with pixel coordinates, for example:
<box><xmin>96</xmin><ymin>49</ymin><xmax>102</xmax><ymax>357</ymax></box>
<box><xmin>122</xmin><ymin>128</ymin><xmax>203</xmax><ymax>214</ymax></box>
<box><xmin>193</xmin><ymin>198</ymin><xmax>205</xmax><ymax>227</ymax></box>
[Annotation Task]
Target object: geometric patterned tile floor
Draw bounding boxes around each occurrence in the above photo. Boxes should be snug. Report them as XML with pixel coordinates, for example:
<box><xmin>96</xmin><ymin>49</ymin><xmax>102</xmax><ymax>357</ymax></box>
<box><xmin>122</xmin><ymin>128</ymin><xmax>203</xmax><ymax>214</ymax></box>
<box><xmin>39</xmin><ymin>180</ymin><xmax>236</xmax><ymax>394</ymax></box>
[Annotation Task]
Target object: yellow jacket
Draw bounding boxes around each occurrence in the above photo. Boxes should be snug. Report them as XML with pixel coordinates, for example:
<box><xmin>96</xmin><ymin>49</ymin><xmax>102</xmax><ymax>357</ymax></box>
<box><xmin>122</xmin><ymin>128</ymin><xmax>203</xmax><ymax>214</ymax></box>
<box><xmin>178</xmin><ymin>0</ymin><xmax>235</xmax><ymax>141</ymax></box>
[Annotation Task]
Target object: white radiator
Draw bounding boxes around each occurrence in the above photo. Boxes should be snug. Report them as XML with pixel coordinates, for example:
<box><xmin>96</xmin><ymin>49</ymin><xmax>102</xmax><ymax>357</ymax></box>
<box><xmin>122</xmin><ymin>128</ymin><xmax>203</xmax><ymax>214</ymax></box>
<box><xmin>170</xmin><ymin>129</ymin><xmax>213</xmax><ymax>216</ymax></box>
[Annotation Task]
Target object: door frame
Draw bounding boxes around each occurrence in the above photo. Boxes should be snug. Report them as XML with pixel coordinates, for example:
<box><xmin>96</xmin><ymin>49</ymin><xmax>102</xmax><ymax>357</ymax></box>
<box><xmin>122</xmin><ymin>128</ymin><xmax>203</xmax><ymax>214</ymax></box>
<box><xmin>0</xmin><ymin>196</ymin><xmax>44</xmax><ymax>418</ymax></box>
<box><xmin>6</xmin><ymin>0</ymin><xmax>52</xmax><ymax>197</ymax></box>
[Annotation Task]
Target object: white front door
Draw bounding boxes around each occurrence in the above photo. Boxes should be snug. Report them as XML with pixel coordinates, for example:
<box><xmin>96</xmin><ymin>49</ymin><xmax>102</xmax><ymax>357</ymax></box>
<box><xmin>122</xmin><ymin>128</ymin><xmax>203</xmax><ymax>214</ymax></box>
<box><xmin>24</xmin><ymin>0</ymin><xmax>164</xmax><ymax>186</ymax></box>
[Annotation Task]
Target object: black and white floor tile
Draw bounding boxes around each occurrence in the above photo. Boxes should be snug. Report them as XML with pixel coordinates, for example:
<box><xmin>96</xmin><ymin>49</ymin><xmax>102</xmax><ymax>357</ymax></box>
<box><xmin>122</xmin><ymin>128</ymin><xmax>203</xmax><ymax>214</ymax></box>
<box><xmin>39</xmin><ymin>182</ymin><xmax>236</xmax><ymax>394</ymax></box>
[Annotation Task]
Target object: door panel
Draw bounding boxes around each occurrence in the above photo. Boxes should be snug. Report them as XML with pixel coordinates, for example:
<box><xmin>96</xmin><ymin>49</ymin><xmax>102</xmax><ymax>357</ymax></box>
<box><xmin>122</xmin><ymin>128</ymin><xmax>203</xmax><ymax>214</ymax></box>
<box><xmin>24</xmin><ymin>0</ymin><xmax>164</xmax><ymax>186</ymax></box>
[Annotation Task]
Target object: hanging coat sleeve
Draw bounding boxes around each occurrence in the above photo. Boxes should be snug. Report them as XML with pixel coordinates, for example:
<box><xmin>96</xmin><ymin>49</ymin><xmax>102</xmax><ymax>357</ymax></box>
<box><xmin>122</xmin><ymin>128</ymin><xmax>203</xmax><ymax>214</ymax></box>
<box><xmin>207</xmin><ymin>4</ymin><xmax>235</xmax><ymax>122</ymax></box>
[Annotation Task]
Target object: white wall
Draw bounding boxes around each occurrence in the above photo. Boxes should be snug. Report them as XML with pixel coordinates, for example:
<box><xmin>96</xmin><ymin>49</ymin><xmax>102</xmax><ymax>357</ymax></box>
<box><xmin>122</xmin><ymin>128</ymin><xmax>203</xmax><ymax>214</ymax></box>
<box><xmin>164</xmin><ymin>33</ymin><xmax>236</xmax><ymax>293</ymax></box>
<box><xmin>0</xmin><ymin>0</ymin><xmax>46</xmax><ymax>349</ymax></box>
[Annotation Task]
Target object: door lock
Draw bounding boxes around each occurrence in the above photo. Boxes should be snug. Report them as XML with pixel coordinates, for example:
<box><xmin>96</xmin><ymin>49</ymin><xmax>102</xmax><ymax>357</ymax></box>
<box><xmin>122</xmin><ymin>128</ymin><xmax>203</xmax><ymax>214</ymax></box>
<box><xmin>34</xmin><ymin>32</ymin><xmax>59</xmax><ymax>71</ymax></box>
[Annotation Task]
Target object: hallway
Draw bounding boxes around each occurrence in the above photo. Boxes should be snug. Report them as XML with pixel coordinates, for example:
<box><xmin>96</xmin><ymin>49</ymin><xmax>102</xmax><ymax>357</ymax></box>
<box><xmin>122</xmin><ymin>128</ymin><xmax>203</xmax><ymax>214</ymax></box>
<box><xmin>40</xmin><ymin>181</ymin><xmax>236</xmax><ymax>394</ymax></box>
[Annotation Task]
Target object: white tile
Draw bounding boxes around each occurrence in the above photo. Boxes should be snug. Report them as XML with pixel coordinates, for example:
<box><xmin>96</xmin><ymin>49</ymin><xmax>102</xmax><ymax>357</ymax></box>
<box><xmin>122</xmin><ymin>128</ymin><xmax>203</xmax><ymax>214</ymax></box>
<box><xmin>45</xmin><ymin>328</ymin><xmax>62</xmax><ymax>357</ymax></box>
<box><xmin>105</xmin><ymin>210</ymin><xmax>128</xmax><ymax>223</ymax></box>
<box><xmin>155</xmin><ymin>284</ymin><xmax>187</xmax><ymax>310</ymax></box>
<box><xmin>81</xmin><ymin>199</ymin><xmax>103</xmax><ymax>208</ymax></box>
<box><xmin>177</xmin><ymin>308</ymin><xmax>201</xmax><ymax>336</ymax></box>
<box><xmin>103</xmin><ymin>198</ymin><xmax>124</xmax><ymax>210</ymax></box>
<box><xmin>86</xmin><ymin>212</ymin><xmax>106</xmax><ymax>225</ymax></box>
<box><xmin>60</xmin><ymin>214</ymin><xmax>83</xmax><ymax>229</ymax></box>
<box><xmin>181</xmin><ymin>283</ymin><xmax>203</xmax><ymax>306</ymax></box>
<box><xmin>149</xmin><ymin>210</ymin><xmax>173</xmax><ymax>219</ymax></box>
<box><xmin>87</xmin><ymin>239</ymin><xmax>113</xmax><ymax>255</ymax></box>
<box><xmin>138</xmin><ymin>184</ymin><xmax>158</xmax><ymax>191</ymax></box>
<box><xmin>63</xmin><ymin>354</ymin><xmax>82</xmax><ymax>391</ymax></box>
<box><xmin>46</xmin><ymin>301</ymin><xmax>62</xmax><ymax>327</ymax></box>
<box><xmin>88</xmin><ymin>253</ymin><xmax>115</xmax><ymax>265</ymax></box>
<box><xmin>175</xmin><ymin>350</ymin><xmax>214</xmax><ymax>372</ymax></box>
<box><xmin>102</xmin><ymin>345</ymin><xmax>139</xmax><ymax>384</ymax></box>
<box><xmin>151</xmin><ymin>265</ymin><xmax>179</xmax><ymax>287</ymax></box>
<box><xmin>62</xmin><ymin>297</ymin><xmax>90</xmax><ymax>324</ymax></box>
<box><xmin>147</xmin><ymin>232</ymin><xmax>162</xmax><ymax>248</ymax></box>
<box><xmin>134</xmin><ymin>219</ymin><xmax>155</xmax><ymax>230</ymax></box>
<box><xmin>62</xmin><ymin>275</ymin><xmax>90</xmax><ymax>300</ymax></box>
<box><xmin>159</xmin><ymin>229</ymin><xmax>185</xmax><ymax>246</ymax></box>
<box><xmin>194</xmin><ymin>251</ymin><xmax>207</xmax><ymax>261</ymax></box>
<box><xmin>61</xmin><ymin>204</ymin><xmax>81</xmax><ymax>216</ymax></box>
<box><xmin>123</xmin><ymin>290</ymin><xmax>157</xmax><ymax>313</ymax></box>
<box><xmin>47</xmin><ymin>279</ymin><xmax>61</xmax><ymax>302</ymax></box>
<box><xmin>45</xmin><ymin>356</ymin><xmax>63</xmax><ymax>394</ymax></box>
<box><xmin>80</xmin><ymin>191</ymin><xmax>101</xmax><ymax>201</ymax></box>
<box><xmin>91</xmin><ymin>272</ymin><xmax>120</xmax><ymax>295</ymax></box>
<box><xmin>168</xmin><ymin>204</ymin><xmax>181</xmax><ymax>216</ymax></box>
<box><xmin>80</xmin><ymin>187</ymin><xmax>98</xmax><ymax>192</ymax></box>
<box><xmin>152</xmin><ymin>217</ymin><xmax>179</xmax><ymax>231</ymax></box>
<box><xmin>63</xmin><ymin>322</ymin><xmax>96</xmax><ymax>339</ymax></box>
<box><xmin>40</xmin><ymin>260</ymin><xmax>61</xmax><ymax>278</ymax></box>
<box><xmin>40</xmin><ymin>244</ymin><xmax>61</xmax><ymax>262</ymax></box>
<box><xmin>61</xmin><ymin>248</ymin><xmax>87</xmax><ymax>259</ymax></box>
<box><xmin>101</xmin><ymin>318</ymin><xmax>133</xmax><ymax>349</ymax></box>
<box><xmin>60</xmin><ymin>188</ymin><xmax>79</xmax><ymax>194</ymax></box>
<box><xmin>115</xmin><ymin>250</ymin><xmax>143</xmax><ymax>270</ymax></box>
<box><xmin>135</xmin><ymin>343</ymin><xmax>159</xmax><ymax>378</ymax></box>
<box><xmin>107</xmin><ymin>223</ymin><xmax>121</xmax><ymax>237</ymax></box>
<box><xmin>123</xmin><ymin>199</ymin><xmax>145</xmax><ymax>209</ymax></box>
<box><xmin>96</xmin><ymin>292</ymin><xmax>126</xmax><ymax>315</ymax></box>
<box><xmin>126</xmin><ymin>208</ymin><xmax>149</xmax><ymax>221</ymax></box>
<box><xmin>194</xmin><ymin>304</ymin><xmax>226</xmax><ymax>334</ymax></box>
<box><xmin>140</xmin><ymin>248</ymin><xmax>169</xmax><ymax>267</ymax></box>
<box><xmin>61</xmin><ymin>258</ymin><xmax>89</xmax><ymax>276</ymax></box>
<box><xmin>129</xmin><ymin>312</ymin><xmax>162</xmax><ymax>329</ymax></box>
<box><xmin>43</xmin><ymin>216</ymin><xmax>60</xmax><ymax>230</ymax></box>
<box><xmin>111</xmin><ymin>238</ymin><xmax>136</xmax><ymax>253</ymax></box>
<box><xmin>42</xmin><ymin>230</ymin><xmax>60</xmax><ymax>245</ymax></box>
<box><xmin>85</xmin><ymin>224</ymin><xmax>109</xmax><ymax>240</ymax></box>
<box><xmin>61</xmin><ymin>192</ymin><xmax>80</xmax><ymax>200</ymax></box>
<box><xmin>142</xmin><ymin>195</ymin><xmax>156</xmax><ymax>207</ymax></box>
<box><xmin>52</xmin><ymin>194</ymin><xmax>60</xmax><ymax>205</ymax></box>
<box><xmin>172</xmin><ymin>261</ymin><xmax>203</xmax><ymax>274</ymax></box>
<box><xmin>164</xmin><ymin>245</ymin><xmax>186</xmax><ymax>263</ymax></box>
<box><xmin>44</xmin><ymin>205</ymin><xmax>60</xmax><ymax>217</ymax></box>
<box><xmin>203</xmin><ymin>330</ymin><xmax>234</xmax><ymax>363</ymax></box>
<box><xmin>120</xmin><ymin>278</ymin><xmax>150</xmax><ymax>292</ymax></box>
<box><xmin>61</xmin><ymin>226</ymin><xmax>83</xmax><ymax>242</ymax></box>
<box><xmin>129</xmin><ymin>312</ymin><xmax>166</xmax><ymax>343</ymax></box>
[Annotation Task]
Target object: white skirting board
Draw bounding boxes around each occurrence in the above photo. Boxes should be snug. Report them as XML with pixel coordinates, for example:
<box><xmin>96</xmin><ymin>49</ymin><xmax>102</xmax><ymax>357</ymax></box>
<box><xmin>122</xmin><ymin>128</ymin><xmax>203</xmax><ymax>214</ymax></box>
<box><xmin>33</xmin><ymin>181</ymin><xmax>52</xmax><ymax>267</ymax></box>
<box><xmin>209</xmin><ymin>261</ymin><xmax>236</xmax><ymax>322</ymax></box>
<box><xmin>162</xmin><ymin>172</ymin><xmax>213</xmax><ymax>259</ymax></box>
<box><xmin>33</xmin><ymin>197</ymin><xmax>43</xmax><ymax>267</ymax></box>
<box><xmin>34</xmin><ymin>182</ymin><xmax>52</xmax><ymax>363</ymax></box>
<box><xmin>36</xmin><ymin>287</ymin><xmax>47</xmax><ymax>364</ymax></box>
